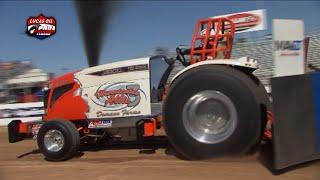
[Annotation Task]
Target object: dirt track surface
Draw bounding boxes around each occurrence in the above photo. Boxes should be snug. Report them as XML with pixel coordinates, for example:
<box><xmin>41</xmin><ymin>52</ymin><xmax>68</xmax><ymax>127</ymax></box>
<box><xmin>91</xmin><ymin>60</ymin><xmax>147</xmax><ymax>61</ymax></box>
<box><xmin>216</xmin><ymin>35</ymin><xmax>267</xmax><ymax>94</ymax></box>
<box><xmin>0</xmin><ymin>128</ymin><xmax>320</xmax><ymax>180</ymax></box>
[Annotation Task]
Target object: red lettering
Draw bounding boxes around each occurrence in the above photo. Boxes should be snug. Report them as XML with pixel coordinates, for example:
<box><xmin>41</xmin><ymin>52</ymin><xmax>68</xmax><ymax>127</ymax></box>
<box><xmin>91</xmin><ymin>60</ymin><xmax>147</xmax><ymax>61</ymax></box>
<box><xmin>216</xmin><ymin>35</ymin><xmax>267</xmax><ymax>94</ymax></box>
<box><xmin>106</xmin><ymin>94</ymin><xmax>130</xmax><ymax>105</ymax></box>
<box><xmin>95</xmin><ymin>90</ymin><xmax>107</xmax><ymax>98</ymax></box>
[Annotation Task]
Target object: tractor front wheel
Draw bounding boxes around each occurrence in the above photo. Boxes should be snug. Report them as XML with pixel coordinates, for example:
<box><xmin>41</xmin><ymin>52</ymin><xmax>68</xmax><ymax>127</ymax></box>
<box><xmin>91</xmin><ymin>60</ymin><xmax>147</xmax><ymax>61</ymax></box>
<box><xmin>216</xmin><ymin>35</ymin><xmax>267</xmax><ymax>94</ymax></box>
<box><xmin>37</xmin><ymin>120</ymin><xmax>80</xmax><ymax>161</ymax></box>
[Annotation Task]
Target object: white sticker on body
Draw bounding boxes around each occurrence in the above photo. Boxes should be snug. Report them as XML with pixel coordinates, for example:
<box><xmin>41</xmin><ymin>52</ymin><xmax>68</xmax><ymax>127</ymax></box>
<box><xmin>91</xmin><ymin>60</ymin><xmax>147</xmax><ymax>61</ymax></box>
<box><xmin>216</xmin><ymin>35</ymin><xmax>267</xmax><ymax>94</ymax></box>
<box><xmin>88</xmin><ymin>120</ymin><xmax>112</xmax><ymax>128</ymax></box>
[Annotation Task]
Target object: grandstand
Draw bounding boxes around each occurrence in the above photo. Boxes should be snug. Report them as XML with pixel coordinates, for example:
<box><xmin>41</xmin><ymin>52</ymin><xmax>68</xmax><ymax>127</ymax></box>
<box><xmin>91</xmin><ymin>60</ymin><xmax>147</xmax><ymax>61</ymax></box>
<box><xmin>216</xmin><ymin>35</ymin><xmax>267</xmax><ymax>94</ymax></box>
<box><xmin>0</xmin><ymin>61</ymin><xmax>50</xmax><ymax>104</ymax></box>
<box><xmin>0</xmin><ymin>61</ymin><xmax>33</xmax><ymax>83</ymax></box>
<box><xmin>306</xmin><ymin>29</ymin><xmax>320</xmax><ymax>69</ymax></box>
<box><xmin>231</xmin><ymin>29</ymin><xmax>320</xmax><ymax>86</ymax></box>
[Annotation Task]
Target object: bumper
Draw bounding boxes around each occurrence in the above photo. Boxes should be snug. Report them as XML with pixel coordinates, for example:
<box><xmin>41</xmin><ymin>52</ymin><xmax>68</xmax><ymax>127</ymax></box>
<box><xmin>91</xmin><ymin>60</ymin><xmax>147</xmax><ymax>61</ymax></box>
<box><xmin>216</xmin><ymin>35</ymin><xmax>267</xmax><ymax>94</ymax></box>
<box><xmin>8</xmin><ymin>120</ymin><xmax>42</xmax><ymax>143</ymax></box>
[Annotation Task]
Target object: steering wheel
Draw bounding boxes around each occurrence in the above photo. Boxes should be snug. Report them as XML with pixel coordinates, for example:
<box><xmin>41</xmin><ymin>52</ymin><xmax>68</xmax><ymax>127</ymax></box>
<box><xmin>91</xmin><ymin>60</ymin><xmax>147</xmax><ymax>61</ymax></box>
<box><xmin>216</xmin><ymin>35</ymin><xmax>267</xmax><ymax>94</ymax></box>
<box><xmin>176</xmin><ymin>47</ymin><xmax>189</xmax><ymax>66</ymax></box>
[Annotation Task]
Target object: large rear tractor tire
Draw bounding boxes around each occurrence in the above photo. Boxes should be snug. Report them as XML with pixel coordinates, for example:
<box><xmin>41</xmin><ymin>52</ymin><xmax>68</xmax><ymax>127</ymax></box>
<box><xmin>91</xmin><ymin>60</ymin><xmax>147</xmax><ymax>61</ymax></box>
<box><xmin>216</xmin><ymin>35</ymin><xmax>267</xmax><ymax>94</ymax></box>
<box><xmin>163</xmin><ymin>65</ymin><xmax>265</xmax><ymax>160</ymax></box>
<box><xmin>37</xmin><ymin>120</ymin><xmax>80</xmax><ymax>161</ymax></box>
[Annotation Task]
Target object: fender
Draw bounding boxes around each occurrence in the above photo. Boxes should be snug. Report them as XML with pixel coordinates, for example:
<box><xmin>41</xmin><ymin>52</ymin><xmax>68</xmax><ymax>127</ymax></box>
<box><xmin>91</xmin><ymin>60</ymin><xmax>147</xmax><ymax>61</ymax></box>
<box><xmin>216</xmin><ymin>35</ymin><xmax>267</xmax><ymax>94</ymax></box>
<box><xmin>171</xmin><ymin>57</ymin><xmax>259</xmax><ymax>84</ymax></box>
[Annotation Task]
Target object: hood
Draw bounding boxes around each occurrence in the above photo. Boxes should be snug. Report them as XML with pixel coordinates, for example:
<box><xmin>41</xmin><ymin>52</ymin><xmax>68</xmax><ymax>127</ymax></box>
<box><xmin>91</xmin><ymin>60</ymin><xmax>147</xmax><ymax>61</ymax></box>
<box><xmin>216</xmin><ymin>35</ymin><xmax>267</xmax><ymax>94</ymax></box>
<box><xmin>74</xmin><ymin>57</ymin><xmax>150</xmax><ymax>76</ymax></box>
<box><xmin>50</xmin><ymin>71</ymin><xmax>79</xmax><ymax>89</ymax></box>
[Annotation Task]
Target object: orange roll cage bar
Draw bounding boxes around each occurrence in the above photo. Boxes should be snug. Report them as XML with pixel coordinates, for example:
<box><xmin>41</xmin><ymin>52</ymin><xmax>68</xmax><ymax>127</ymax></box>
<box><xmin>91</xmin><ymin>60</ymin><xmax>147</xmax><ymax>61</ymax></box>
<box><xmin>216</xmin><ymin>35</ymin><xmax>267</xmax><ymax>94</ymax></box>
<box><xmin>190</xmin><ymin>17</ymin><xmax>235</xmax><ymax>64</ymax></box>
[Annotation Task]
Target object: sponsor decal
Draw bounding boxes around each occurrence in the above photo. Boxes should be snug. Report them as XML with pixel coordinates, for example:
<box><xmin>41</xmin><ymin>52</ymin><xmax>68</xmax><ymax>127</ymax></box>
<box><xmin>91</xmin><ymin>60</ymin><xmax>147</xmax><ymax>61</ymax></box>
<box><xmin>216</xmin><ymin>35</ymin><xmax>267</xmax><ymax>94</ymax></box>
<box><xmin>97</xmin><ymin>111</ymin><xmax>120</xmax><ymax>117</ymax></box>
<box><xmin>89</xmin><ymin>64</ymin><xmax>149</xmax><ymax>76</ymax></box>
<box><xmin>274</xmin><ymin>40</ymin><xmax>302</xmax><ymax>56</ymax></box>
<box><xmin>93</xmin><ymin>82</ymin><xmax>145</xmax><ymax>111</ymax></box>
<box><xmin>26</xmin><ymin>14</ymin><xmax>56</xmax><ymax>39</ymax></box>
<box><xmin>274</xmin><ymin>40</ymin><xmax>302</xmax><ymax>51</ymax></box>
<box><xmin>121</xmin><ymin>109</ymin><xmax>141</xmax><ymax>116</ymax></box>
<box><xmin>31</xmin><ymin>124</ymin><xmax>42</xmax><ymax>139</ymax></box>
<box><xmin>88</xmin><ymin>120</ymin><xmax>112</xmax><ymax>128</ymax></box>
<box><xmin>96</xmin><ymin>109</ymin><xmax>141</xmax><ymax>117</ymax></box>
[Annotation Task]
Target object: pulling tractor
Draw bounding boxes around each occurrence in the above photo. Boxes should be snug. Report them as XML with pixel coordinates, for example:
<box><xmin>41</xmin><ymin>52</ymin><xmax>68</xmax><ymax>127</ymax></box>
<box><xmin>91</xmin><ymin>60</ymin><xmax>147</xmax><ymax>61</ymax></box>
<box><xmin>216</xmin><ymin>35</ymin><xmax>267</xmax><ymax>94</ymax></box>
<box><xmin>8</xmin><ymin>17</ymin><xmax>273</xmax><ymax>165</ymax></box>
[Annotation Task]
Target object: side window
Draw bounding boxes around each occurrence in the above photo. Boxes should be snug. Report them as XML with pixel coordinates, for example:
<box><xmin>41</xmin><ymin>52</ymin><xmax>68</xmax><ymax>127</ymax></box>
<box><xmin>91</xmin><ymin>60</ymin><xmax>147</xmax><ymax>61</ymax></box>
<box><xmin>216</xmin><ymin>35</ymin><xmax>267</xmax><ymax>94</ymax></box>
<box><xmin>50</xmin><ymin>83</ymin><xmax>74</xmax><ymax>108</ymax></box>
<box><xmin>43</xmin><ymin>89</ymin><xmax>50</xmax><ymax>109</ymax></box>
<box><xmin>150</xmin><ymin>56</ymin><xmax>171</xmax><ymax>103</ymax></box>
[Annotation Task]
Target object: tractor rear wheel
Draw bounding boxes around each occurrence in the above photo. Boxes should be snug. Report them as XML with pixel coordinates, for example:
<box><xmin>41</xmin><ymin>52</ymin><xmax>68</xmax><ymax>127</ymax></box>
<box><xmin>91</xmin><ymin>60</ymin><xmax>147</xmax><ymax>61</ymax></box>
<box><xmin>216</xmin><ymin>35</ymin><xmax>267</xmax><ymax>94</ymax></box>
<box><xmin>163</xmin><ymin>65</ymin><xmax>263</xmax><ymax>159</ymax></box>
<box><xmin>37</xmin><ymin>120</ymin><xmax>80</xmax><ymax>161</ymax></box>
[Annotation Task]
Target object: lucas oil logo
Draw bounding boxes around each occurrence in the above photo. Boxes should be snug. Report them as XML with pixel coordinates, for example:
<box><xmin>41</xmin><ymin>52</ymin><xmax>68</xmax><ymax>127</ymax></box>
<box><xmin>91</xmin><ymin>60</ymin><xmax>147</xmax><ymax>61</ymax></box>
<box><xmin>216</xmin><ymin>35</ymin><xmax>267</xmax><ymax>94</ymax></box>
<box><xmin>93</xmin><ymin>82</ymin><xmax>145</xmax><ymax>111</ymax></box>
<box><xmin>26</xmin><ymin>14</ymin><xmax>56</xmax><ymax>39</ymax></box>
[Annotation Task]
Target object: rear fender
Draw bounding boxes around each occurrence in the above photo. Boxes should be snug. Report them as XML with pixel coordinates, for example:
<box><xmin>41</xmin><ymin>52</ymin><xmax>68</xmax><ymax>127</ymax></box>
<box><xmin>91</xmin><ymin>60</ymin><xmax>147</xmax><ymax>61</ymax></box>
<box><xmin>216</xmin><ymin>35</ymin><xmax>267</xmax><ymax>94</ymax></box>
<box><xmin>171</xmin><ymin>57</ymin><xmax>259</xmax><ymax>85</ymax></box>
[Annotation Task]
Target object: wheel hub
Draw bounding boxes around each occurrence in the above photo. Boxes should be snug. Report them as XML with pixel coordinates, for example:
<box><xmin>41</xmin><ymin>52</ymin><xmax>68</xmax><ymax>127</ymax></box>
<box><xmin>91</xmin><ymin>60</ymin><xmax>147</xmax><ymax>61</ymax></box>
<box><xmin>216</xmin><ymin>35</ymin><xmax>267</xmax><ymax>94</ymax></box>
<box><xmin>44</xmin><ymin>129</ymin><xmax>65</xmax><ymax>152</ymax></box>
<box><xmin>182</xmin><ymin>90</ymin><xmax>237</xmax><ymax>144</ymax></box>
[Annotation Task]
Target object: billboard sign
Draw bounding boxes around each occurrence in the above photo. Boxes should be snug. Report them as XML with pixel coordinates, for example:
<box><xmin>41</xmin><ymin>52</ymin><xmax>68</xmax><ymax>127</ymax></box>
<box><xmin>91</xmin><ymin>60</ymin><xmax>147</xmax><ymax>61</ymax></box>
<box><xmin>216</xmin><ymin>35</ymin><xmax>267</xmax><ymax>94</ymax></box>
<box><xmin>273</xmin><ymin>19</ymin><xmax>305</xmax><ymax>77</ymax></box>
<box><xmin>213</xmin><ymin>9</ymin><xmax>267</xmax><ymax>33</ymax></box>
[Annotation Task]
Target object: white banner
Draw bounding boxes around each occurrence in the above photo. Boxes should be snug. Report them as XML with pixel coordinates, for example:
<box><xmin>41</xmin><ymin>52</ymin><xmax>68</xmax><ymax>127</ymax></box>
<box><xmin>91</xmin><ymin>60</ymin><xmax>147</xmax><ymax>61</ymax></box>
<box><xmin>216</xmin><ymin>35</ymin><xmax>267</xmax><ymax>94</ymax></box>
<box><xmin>213</xmin><ymin>9</ymin><xmax>267</xmax><ymax>33</ymax></box>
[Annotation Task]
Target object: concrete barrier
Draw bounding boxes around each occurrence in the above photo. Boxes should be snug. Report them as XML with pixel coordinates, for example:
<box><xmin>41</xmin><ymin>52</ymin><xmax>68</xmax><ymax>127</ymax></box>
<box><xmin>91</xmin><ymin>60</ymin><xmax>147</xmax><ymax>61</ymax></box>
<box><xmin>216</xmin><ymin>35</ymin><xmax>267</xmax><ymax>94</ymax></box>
<box><xmin>0</xmin><ymin>102</ymin><xmax>44</xmax><ymax>126</ymax></box>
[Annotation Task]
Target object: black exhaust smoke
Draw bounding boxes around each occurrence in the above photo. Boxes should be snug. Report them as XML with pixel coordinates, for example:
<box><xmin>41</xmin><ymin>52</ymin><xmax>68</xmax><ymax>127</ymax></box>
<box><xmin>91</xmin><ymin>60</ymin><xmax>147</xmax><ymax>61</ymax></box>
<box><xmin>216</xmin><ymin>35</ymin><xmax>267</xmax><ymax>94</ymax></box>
<box><xmin>75</xmin><ymin>1</ymin><xmax>115</xmax><ymax>67</ymax></box>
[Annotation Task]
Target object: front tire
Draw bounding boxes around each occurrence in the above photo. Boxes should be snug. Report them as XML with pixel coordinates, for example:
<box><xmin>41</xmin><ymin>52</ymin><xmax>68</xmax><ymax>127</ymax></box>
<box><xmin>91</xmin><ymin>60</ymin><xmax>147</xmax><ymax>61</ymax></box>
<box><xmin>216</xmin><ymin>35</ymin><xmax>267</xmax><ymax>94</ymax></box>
<box><xmin>164</xmin><ymin>65</ymin><xmax>262</xmax><ymax>160</ymax></box>
<box><xmin>37</xmin><ymin>120</ymin><xmax>80</xmax><ymax>161</ymax></box>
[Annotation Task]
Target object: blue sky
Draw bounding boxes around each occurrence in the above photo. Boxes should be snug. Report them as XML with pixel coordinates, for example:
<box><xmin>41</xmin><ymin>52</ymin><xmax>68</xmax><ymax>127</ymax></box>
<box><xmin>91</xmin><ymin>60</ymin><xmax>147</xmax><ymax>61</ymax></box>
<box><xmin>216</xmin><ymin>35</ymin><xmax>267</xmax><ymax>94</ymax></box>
<box><xmin>0</xmin><ymin>1</ymin><xmax>319</xmax><ymax>75</ymax></box>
